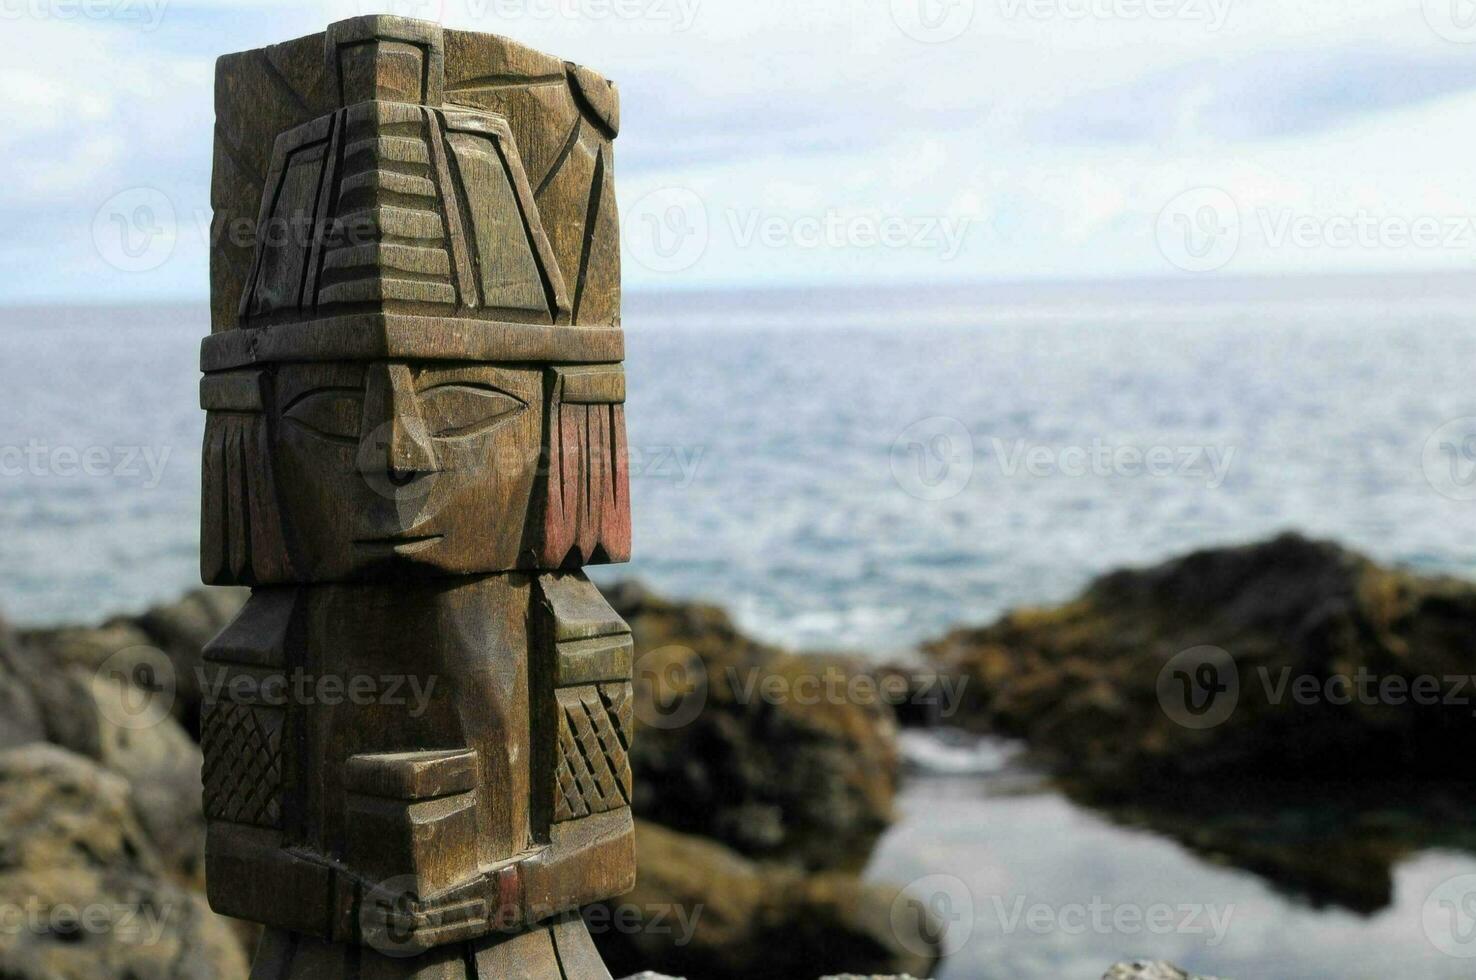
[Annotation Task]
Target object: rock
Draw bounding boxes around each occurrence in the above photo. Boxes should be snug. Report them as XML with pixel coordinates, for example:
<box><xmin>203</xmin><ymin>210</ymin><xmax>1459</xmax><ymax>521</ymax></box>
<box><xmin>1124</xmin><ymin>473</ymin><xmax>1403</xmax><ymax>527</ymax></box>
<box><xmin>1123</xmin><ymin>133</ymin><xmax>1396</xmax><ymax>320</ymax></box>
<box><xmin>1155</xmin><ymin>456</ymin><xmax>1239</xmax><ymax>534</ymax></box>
<box><xmin>1103</xmin><ymin>962</ymin><xmax>1222</xmax><ymax>980</ymax></box>
<box><xmin>0</xmin><ymin>744</ymin><xmax>248</xmax><ymax>980</ymax></box>
<box><xmin>2</xmin><ymin>626</ymin><xmax>207</xmax><ymax>883</ymax></box>
<box><xmin>608</xmin><ymin>582</ymin><xmax>899</xmax><ymax>870</ymax></box>
<box><xmin>924</xmin><ymin>534</ymin><xmax>1476</xmax><ymax>783</ymax></box>
<box><xmin>591</xmin><ymin>821</ymin><xmax>939</xmax><ymax>980</ymax></box>
<box><xmin>23</xmin><ymin>588</ymin><xmax>248</xmax><ymax>738</ymax></box>
<box><xmin>9</xmin><ymin>590</ymin><xmax>246</xmax><ymax>882</ymax></box>
<box><xmin>0</xmin><ymin>613</ymin><xmax>46</xmax><ymax>750</ymax></box>
<box><xmin>77</xmin><ymin>677</ymin><xmax>207</xmax><ymax>884</ymax></box>
<box><xmin>133</xmin><ymin>587</ymin><xmax>249</xmax><ymax>736</ymax></box>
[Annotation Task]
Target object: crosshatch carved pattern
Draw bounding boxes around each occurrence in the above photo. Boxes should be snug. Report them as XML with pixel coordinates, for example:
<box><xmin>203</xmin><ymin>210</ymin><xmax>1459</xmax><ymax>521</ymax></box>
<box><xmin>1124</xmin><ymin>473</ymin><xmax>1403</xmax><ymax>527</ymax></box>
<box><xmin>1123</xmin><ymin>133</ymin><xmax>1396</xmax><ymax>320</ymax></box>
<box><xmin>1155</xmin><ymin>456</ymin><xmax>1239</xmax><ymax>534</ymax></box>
<box><xmin>202</xmin><ymin>700</ymin><xmax>285</xmax><ymax>828</ymax></box>
<box><xmin>553</xmin><ymin>682</ymin><xmax>632</xmax><ymax>823</ymax></box>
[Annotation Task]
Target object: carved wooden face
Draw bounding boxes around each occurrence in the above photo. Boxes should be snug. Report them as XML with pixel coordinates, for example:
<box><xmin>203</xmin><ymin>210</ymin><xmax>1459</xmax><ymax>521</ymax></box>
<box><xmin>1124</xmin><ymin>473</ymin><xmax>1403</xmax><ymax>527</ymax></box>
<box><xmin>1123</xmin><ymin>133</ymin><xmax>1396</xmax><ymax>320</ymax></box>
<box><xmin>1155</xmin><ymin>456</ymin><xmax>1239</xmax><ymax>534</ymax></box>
<box><xmin>270</xmin><ymin>360</ymin><xmax>544</xmax><ymax>579</ymax></box>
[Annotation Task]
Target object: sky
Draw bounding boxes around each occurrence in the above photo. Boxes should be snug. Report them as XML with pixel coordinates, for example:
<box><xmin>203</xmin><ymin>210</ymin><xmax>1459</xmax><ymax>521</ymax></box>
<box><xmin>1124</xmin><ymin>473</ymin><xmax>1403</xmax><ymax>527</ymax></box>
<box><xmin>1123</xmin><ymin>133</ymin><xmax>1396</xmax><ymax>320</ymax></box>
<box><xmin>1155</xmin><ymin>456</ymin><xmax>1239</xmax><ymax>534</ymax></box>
<box><xmin>4</xmin><ymin>0</ymin><xmax>1476</xmax><ymax>302</ymax></box>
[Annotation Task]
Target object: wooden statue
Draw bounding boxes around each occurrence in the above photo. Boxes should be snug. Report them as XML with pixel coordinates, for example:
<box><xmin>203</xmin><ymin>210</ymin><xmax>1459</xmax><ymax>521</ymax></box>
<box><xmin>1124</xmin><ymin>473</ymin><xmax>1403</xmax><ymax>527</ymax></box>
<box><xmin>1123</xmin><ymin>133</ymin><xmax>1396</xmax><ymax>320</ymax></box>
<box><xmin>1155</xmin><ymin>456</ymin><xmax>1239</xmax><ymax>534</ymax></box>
<box><xmin>198</xmin><ymin>16</ymin><xmax>633</xmax><ymax>978</ymax></box>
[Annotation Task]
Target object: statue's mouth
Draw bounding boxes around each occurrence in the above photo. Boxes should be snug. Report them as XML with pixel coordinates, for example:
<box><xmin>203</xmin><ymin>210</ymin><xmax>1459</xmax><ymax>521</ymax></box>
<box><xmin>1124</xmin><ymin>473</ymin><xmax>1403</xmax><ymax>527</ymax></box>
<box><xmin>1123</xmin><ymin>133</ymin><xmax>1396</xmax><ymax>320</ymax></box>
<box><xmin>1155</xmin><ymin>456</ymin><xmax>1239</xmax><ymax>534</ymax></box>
<box><xmin>353</xmin><ymin>534</ymin><xmax>445</xmax><ymax>556</ymax></box>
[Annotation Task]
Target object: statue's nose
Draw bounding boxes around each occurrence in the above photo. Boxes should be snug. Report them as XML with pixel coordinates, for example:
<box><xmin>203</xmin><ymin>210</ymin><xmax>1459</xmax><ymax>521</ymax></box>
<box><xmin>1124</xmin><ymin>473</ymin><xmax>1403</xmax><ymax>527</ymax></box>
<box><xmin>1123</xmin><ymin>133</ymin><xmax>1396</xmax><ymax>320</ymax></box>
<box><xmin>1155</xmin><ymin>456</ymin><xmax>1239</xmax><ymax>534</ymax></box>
<box><xmin>359</xmin><ymin>363</ymin><xmax>440</xmax><ymax>483</ymax></box>
<box><xmin>384</xmin><ymin>412</ymin><xmax>437</xmax><ymax>483</ymax></box>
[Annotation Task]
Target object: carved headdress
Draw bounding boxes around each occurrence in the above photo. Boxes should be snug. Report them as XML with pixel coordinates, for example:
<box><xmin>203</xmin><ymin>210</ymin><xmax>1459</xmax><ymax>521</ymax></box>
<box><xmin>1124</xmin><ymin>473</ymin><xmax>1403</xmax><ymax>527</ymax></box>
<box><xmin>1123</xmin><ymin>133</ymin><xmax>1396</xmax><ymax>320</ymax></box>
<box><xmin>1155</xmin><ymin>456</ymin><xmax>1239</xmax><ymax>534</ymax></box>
<box><xmin>201</xmin><ymin>16</ymin><xmax>629</xmax><ymax>586</ymax></box>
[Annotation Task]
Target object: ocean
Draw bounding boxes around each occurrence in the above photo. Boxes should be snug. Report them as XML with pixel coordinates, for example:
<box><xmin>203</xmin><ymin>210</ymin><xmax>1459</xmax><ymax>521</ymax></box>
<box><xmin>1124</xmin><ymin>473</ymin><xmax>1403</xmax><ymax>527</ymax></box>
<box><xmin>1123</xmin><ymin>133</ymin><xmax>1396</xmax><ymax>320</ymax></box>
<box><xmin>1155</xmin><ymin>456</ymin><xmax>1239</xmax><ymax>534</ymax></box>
<box><xmin>6</xmin><ymin>276</ymin><xmax>1476</xmax><ymax>979</ymax></box>
<box><xmin>6</xmin><ymin>276</ymin><xmax>1476</xmax><ymax>652</ymax></box>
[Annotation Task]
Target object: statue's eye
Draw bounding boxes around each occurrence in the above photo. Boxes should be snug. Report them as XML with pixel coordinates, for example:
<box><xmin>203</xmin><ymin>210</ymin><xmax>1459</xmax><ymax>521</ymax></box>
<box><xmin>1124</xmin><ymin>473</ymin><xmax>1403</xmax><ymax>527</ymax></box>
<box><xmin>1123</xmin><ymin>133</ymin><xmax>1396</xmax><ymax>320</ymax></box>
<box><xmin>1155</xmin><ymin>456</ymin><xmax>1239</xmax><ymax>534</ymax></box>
<box><xmin>283</xmin><ymin>389</ymin><xmax>363</xmax><ymax>443</ymax></box>
<box><xmin>420</xmin><ymin>384</ymin><xmax>526</xmax><ymax>439</ymax></box>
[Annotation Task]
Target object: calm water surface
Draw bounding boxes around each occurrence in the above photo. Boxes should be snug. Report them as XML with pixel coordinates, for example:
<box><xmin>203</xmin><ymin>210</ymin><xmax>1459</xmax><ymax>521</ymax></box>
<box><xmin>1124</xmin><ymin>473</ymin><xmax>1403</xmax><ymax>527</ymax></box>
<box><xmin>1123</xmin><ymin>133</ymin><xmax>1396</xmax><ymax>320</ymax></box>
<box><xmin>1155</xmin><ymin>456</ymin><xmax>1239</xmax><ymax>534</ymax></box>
<box><xmin>5</xmin><ymin>282</ymin><xmax>1476</xmax><ymax>654</ymax></box>
<box><xmin>872</xmin><ymin>747</ymin><xmax>1476</xmax><ymax>980</ymax></box>
<box><xmin>5</xmin><ymin>283</ymin><xmax>1476</xmax><ymax>977</ymax></box>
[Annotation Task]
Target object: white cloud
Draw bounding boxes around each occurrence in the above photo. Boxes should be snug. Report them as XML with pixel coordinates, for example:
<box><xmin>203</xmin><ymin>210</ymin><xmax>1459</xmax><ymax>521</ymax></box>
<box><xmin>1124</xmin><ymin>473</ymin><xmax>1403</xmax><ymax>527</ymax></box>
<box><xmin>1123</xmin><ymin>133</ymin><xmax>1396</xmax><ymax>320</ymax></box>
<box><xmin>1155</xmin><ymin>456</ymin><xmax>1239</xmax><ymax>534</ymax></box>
<box><xmin>4</xmin><ymin>0</ymin><xmax>1476</xmax><ymax>300</ymax></box>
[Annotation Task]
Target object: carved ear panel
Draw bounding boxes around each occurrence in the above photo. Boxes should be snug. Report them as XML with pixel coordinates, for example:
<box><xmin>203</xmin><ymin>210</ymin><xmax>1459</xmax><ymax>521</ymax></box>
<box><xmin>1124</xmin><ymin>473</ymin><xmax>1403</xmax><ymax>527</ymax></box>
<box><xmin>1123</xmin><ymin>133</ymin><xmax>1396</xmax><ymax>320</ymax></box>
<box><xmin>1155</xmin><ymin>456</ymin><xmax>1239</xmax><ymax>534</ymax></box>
<box><xmin>200</xmin><ymin>591</ymin><xmax>296</xmax><ymax>832</ymax></box>
<box><xmin>539</xmin><ymin>366</ymin><xmax>631</xmax><ymax>569</ymax></box>
<box><xmin>200</xmin><ymin>371</ymin><xmax>293</xmax><ymax>585</ymax></box>
<box><xmin>200</xmin><ymin>590</ymin><xmax>330</xmax><ymax>936</ymax></box>
<box><xmin>533</xmin><ymin>572</ymin><xmax>636</xmax><ymax>838</ymax></box>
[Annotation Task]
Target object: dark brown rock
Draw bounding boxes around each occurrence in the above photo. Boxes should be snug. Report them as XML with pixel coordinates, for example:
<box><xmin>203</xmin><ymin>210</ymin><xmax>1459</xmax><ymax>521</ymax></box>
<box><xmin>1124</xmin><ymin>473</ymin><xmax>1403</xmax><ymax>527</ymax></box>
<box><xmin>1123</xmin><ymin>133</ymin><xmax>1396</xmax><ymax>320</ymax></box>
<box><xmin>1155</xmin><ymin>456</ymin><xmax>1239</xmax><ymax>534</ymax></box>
<box><xmin>607</xmin><ymin>582</ymin><xmax>899</xmax><ymax>870</ymax></box>
<box><xmin>7</xmin><ymin>621</ymin><xmax>209</xmax><ymax>883</ymax></box>
<box><xmin>0</xmin><ymin>744</ymin><xmax>247</xmax><ymax>980</ymax></box>
<box><xmin>23</xmin><ymin>588</ymin><xmax>249</xmax><ymax>738</ymax></box>
<box><xmin>0</xmin><ymin>614</ymin><xmax>46</xmax><ymax>750</ymax></box>
<box><xmin>591</xmin><ymin>821</ymin><xmax>938</xmax><ymax>980</ymax></box>
<box><xmin>924</xmin><ymin>534</ymin><xmax>1476</xmax><ymax>783</ymax></box>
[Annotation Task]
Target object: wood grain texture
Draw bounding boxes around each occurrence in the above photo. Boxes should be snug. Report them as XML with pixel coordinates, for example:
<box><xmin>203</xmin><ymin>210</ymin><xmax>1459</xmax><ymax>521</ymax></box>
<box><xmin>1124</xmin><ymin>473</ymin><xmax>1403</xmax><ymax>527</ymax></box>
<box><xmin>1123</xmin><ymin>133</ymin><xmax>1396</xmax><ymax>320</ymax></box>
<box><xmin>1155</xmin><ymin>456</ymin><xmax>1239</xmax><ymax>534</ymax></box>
<box><xmin>205</xmin><ymin>16</ymin><xmax>633</xmax><ymax>978</ymax></box>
